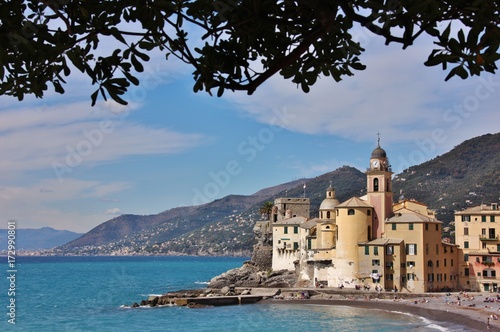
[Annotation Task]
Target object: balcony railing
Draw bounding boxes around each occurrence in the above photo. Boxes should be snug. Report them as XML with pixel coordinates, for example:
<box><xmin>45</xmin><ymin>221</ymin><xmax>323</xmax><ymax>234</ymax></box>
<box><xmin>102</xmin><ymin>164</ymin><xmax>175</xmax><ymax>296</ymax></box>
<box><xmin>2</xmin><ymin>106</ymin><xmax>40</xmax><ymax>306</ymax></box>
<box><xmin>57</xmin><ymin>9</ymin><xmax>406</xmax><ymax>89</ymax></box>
<box><xmin>480</xmin><ymin>235</ymin><xmax>500</xmax><ymax>241</ymax></box>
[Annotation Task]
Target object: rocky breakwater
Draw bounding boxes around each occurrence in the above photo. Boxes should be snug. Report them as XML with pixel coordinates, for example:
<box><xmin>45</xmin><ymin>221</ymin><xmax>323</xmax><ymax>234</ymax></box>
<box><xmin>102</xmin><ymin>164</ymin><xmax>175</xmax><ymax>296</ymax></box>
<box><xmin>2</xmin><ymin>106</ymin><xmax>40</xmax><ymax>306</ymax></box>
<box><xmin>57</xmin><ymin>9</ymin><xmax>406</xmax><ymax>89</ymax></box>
<box><xmin>130</xmin><ymin>285</ymin><xmax>280</xmax><ymax>309</ymax></box>
<box><xmin>208</xmin><ymin>260</ymin><xmax>297</xmax><ymax>288</ymax></box>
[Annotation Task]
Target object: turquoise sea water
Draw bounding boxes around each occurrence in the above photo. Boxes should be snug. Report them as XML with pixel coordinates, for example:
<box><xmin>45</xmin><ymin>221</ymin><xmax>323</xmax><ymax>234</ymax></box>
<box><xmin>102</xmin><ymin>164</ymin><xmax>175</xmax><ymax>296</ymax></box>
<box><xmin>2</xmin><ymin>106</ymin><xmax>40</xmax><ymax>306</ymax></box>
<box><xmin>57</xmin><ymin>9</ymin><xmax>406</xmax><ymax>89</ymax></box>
<box><xmin>0</xmin><ymin>256</ymin><xmax>470</xmax><ymax>331</ymax></box>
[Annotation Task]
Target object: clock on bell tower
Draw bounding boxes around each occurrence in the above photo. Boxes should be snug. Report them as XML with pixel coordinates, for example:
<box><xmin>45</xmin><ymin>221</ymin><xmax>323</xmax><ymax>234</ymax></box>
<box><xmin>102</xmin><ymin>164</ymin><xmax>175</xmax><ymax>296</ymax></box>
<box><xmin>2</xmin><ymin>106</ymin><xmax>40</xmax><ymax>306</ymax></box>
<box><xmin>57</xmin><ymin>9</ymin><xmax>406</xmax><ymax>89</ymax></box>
<box><xmin>366</xmin><ymin>135</ymin><xmax>393</xmax><ymax>238</ymax></box>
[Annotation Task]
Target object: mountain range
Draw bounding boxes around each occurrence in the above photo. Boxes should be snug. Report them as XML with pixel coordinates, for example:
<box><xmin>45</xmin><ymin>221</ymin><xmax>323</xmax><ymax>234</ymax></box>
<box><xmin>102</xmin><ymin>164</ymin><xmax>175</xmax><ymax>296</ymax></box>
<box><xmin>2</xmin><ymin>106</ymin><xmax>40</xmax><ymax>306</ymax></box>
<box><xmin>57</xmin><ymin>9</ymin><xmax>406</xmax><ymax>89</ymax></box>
<box><xmin>50</xmin><ymin>132</ymin><xmax>499</xmax><ymax>256</ymax></box>
<box><xmin>0</xmin><ymin>227</ymin><xmax>83</xmax><ymax>250</ymax></box>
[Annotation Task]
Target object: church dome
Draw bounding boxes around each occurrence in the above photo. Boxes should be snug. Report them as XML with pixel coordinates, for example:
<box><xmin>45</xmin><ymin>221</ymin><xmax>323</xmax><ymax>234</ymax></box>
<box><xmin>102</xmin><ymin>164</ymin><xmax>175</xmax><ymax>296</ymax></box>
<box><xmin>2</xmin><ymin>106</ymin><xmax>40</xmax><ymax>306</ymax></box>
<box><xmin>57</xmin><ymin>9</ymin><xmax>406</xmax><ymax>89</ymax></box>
<box><xmin>319</xmin><ymin>185</ymin><xmax>339</xmax><ymax>210</ymax></box>
<box><xmin>319</xmin><ymin>198</ymin><xmax>340</xmax><ymax>210</ymax></box>
<box><xmin>371</xmin><ymin>146</ymin><xmax>387</xmax><ymax>158</ymax></box>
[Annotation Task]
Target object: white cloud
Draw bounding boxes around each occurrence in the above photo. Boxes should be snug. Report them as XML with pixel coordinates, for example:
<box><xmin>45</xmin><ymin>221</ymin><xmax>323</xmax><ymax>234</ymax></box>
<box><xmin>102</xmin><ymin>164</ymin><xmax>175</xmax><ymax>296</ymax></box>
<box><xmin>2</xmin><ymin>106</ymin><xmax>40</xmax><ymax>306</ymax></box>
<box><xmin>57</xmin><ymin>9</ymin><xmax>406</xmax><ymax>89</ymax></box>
<box><xmin>0</xmin><ymin>100</ymin><xmax>206</xmax><ymax>181</ymax></box>
<box><xmin>104</xmin><ymin>208</ymin><xmax>122</xmax><ymax>215</ymax></box>
<box><xmin>0</xmin><ymin>178</ymin><xmax>132</xmax><ymax>232</ymax></box>
<box><xmin>225</xmin><ymin>35</ymin><xmax>500</xmax><ymax>153</ymax></box>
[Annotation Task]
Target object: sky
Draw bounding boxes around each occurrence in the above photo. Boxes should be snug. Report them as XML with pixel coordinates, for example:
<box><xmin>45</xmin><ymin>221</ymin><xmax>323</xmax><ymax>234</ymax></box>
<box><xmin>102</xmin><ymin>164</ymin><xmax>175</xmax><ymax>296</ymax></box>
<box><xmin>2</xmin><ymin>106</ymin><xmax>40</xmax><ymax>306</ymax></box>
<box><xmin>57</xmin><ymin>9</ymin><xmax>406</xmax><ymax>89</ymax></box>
<box><xmin>1</xmin><ymin>23</ymin><xmax>499</xmax><ymax>233</ymax></box>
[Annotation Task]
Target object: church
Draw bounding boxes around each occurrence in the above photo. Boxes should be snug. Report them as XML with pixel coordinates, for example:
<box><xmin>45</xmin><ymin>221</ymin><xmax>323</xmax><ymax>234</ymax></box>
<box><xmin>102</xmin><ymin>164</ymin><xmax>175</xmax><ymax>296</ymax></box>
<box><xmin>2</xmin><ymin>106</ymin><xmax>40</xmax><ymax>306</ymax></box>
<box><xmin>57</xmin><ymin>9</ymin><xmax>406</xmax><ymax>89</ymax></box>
<box><xmin>269</xmin><ymin>140</ymin><xmax>461</xmax><ymax>293</ymax></box>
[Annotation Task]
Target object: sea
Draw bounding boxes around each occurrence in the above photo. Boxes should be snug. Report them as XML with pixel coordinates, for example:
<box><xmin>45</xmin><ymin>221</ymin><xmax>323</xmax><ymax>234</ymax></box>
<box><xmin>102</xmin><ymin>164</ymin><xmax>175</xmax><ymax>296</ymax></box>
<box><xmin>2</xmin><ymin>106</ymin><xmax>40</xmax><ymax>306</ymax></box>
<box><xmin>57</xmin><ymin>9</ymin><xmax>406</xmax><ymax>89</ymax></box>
<box><xmin>0</xmin><ymin>256</ymin><xmax>471</xmax><ymax>331</ymax></box>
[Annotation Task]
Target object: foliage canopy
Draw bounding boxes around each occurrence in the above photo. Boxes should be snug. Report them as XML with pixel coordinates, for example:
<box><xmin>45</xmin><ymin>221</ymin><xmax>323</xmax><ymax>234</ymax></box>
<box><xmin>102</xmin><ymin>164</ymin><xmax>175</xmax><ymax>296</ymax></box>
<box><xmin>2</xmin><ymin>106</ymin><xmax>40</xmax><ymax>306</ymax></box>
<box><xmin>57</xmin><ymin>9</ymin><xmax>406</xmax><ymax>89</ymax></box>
<box><xmin>1</xmin><ymin>0</ymin><xmax>499</xmax><ymax>105</ymax></box>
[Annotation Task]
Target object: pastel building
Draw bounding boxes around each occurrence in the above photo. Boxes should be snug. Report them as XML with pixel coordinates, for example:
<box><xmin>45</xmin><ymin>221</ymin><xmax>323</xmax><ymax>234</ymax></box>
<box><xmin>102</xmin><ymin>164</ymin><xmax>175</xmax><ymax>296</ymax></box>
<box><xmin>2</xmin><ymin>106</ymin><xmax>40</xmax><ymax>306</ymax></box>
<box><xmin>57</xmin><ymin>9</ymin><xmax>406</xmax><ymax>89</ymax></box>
<box><xmin>454</xmin><ymin>203</ymin><xmax>500</xmax><ymax>291</ymax></box>
<box><xmin>270</xmin><ymin>141</ymin><xmax>460</xmax><ymax>293</ymax></box>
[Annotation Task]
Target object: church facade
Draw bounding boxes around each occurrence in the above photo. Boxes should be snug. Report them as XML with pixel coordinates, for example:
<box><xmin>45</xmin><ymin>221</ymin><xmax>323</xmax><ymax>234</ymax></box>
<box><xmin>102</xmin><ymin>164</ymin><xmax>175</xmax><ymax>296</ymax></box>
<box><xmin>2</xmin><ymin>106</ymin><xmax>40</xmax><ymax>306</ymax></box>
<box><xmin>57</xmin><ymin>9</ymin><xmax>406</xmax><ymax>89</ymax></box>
<box><xmin>270</xmin><ymin>142</ymin><xmax>461</xmax><ymax>293</ymax></box>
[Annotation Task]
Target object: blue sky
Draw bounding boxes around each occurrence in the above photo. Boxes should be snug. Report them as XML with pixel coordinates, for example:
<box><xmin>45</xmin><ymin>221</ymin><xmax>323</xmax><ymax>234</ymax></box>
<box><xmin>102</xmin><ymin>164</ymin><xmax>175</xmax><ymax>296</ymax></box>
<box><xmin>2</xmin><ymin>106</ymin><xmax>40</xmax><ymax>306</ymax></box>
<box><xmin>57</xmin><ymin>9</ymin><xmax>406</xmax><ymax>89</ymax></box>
<box><xmin>1</xmin><ymin>28</ymin><xmax>499</xmax><ymax>233</ymax></box>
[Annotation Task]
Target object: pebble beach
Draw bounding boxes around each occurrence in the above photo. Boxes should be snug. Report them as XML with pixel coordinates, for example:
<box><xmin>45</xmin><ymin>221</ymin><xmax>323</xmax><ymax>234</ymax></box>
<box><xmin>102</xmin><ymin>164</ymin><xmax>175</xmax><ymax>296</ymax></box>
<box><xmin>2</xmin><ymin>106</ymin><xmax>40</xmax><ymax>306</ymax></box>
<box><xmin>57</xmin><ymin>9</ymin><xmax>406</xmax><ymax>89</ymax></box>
<box><xmin>264</xmin><ymin>290</ymin><xmax>500</xmax><ymax>331</ymax></box>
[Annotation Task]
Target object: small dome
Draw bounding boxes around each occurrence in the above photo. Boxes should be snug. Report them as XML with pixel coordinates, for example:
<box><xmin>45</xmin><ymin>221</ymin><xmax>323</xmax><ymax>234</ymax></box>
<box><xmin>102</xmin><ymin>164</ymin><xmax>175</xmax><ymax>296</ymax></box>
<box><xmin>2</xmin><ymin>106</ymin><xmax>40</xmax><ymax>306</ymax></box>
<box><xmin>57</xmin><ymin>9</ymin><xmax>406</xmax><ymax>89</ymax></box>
<box><xmin>371</xmin><ymin>146</ymin><xmax>386</xmax><ymax>159</ymax></box>
<box><xmin>320</xmin><ymin>198</ymin><xmax>340</xmax><ymax>210</ymax></box>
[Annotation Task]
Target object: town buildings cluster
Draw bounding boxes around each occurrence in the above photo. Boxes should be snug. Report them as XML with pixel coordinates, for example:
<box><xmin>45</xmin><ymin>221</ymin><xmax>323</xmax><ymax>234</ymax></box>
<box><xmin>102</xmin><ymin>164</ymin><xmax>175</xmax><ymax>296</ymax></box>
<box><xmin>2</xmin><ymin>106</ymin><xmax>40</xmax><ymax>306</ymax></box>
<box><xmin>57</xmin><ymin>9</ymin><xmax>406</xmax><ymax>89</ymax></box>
<box><xmin>264</xmin><ymin>141</ymin><xmax>500</xmax><ymax>293</ymax></box>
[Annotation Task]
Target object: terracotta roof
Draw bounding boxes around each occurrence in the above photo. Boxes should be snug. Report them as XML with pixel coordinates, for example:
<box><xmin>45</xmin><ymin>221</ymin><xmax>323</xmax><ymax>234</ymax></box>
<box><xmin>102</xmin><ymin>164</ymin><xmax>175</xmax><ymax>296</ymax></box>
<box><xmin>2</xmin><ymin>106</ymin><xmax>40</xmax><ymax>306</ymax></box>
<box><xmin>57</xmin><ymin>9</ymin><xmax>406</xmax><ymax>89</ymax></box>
<box><xmin>388</xmin><ymin>211</ymin><xmax>439</xmax><ymax>223</ymax></box>
<box><xmin>338</xmin><ymin>196</ymin><xmax>372</xmax><ymax>208</ymax></box>
<box><xmin>274</xmin><ymin>216</ymin><xmax>307</xmax><ymax>225</ymax></box>
<box><xmin>455</xmin><ymin>204</ymin><xmax>500</xmax><ymax>214</ymax></box>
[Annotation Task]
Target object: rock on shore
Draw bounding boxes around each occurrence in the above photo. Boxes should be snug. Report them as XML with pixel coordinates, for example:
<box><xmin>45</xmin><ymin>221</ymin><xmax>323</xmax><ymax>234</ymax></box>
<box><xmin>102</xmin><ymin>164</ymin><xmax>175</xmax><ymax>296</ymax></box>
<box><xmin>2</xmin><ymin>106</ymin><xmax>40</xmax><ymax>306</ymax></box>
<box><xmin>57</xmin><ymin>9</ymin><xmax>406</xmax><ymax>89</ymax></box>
<box><xmin>208</xmin><ymin>261</ymin><xmax>297</xmax><ymax>288</ymax></box>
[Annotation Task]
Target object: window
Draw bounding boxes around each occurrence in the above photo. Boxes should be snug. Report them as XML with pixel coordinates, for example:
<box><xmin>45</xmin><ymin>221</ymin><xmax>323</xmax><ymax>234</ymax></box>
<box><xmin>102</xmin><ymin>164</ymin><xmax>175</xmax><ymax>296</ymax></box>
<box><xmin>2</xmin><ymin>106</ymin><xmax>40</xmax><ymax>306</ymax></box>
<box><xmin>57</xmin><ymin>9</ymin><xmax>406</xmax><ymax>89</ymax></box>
<box><xmin>497</xmin><ymin>244</ymin><xmax>500</xmax><ymax>252</ymax></box>
<box><xmin>367</xmin><ymin>209</ymin><xmax>371</xmax><ymax>216</ymax></box>
<box><xmin>409</xmin><ymin>223</ymin><xmax>414</xmax><ymax>230</ymax></box>
<box><xmin>483</xmin><ymin>269</ymin><xmax>496</xmax><ymax>277</ymax></box>
<box><xmin>348</xmin><ymin>209</ymin><xmax>355</xmax><ymax>215</ymax></box>
<box><xmin>284</xmin><ymin>227</ymin><xmax>288</xmax><ymax>234</ymax></box>
<box><xmin>293</xmin><ymin>226</ymin><xmax>298</xmax><ymax>234</ymax></box>
<box><xmin>476</xmin><ymin>257</ymin><xmax>480</xmax><ymax>263</ymax></box>
<box><xmin>464</xmin><ymin>228</ymin><xmax>469</xmax><ymax>235</ymax></box>
<box><xmin>482</xmin><ymin>228</ymin><xmax>487</xmax><ymax>236</ymax></box>
<box><xmin>492</xmin><ymin>216</ymin><xmax>496</xmax><ymax>223</ymax></box>
<box><xmin>461</xmin><ymin>215</ymin><xmax>470</xmax><ymax>222</ymax></box>
<box><xmin>392</xmin><ymin>223</ymin><xmax>396</xmax><ymax>230</ymax></box>
<box><xmin>406</xmin><ymin>244</ymin><xmax>417</xmax><ymax>255</ymax></box>
<box><xmin>482</xmin><ymin>215</ymin><xmax>487</xmax><ymax>222</ymax></box>
<box><xmin>365</xmin><ymin>245</ymin><xmax>369</xmax><ymax>255</ymax></box>
<box><xmin>436</xmin><ymin>260</ymin><xmax>439</xmax><ymax>267</ymax></box>
<box><xmin>444</xmin><ymin>258</ymin><xmax>447</xmax><ymax>267</ymax></box>
<box><xmin>326</xmin><ymin>211</ymin><xmax>330</xmax><ymax>219</ymax></box>
<box><xmin>372</xmin><ymin>259</ymin><xmax>380</xmax><ymax>266</ymax></box>
<box><xmin>464</xmin><ymin>241</ymin><xmax>469</xmax><ymax>249</ymax></box>
<box><xmin>373</xmin><ymin>178</ymin><xmax>379</xmax><ymax>191</ymax></box>
<box><xmin>464</xmin><ymin>254</ymin><xmax>469</xmax><ymax>262</ymax></box>
<box><xmin>451</xmin><ymin>259</ymin><xmax>454</xmax><ymax>266</ymax></box>
<box><xmin>407</xmin><ymin>261</ymin><xmax>415</xmax><ymax>268</ymax></box>
<box><xmin>407</xmin><ymin>273</ymin><xmax>415</xmax><ymax>281</ymax></box>
<box><xmin>386</xmin><ymin>245</ymin><xmax>394</xmax><ymax>255</ymax></box>
<box><xmin>374</xmin><ymin>247</ymin><xmax>379</xmax><ymax>256</ymax></box>
<box><xmin>428</xmin><ymin>273</ymin><xmax>434</xmax><ymax>281</ymax></box>
<box><xmin>307</xmin><ymin>238</ymin><xmax>312</xmax><ymax>250</ymax></box>
<box><xmin>386</xmin><ymin>262</ymin><xmax>394</xmax><ymax>268</ymax></box>
<box><xmin>427</xmin><ymin>260</ymin><xmax>433</xmax><ymax>267</ymax></box>
<box><xmin>483</xmin><ymin>243</ymin><xmax>487</xmax><ymax>249</ymax></box>
<box><xmin>490</xmin><ymin>228</ymin><xmax>496</xmax><ymax>239</ymax></box>
<box><xmin>425</xmin><ymin>223</ymin><xmax>429</xmax><ymax>231</ymax></box>
<box><xmin>387</xmin><ymin>274</ymin><xmax>393</xmax><ymax>280</ymax></box>
<box><xmin>425</xmin><ymin>243</ymin><xmax>429</xmax><ymax>255</ymax></box>
<box><xmin>436</xmin><ymin>244</ymin><xmax>439</xmax><ymax>255</ymax></box>
<box><xmin>464</xmin><ymin>268</ymin><xmax>469</xmax><ymax>276</ymax></box>
<box><xmin>436</xmin><ymin>224</ymin><xmax>439</xmax><ymax>231</ymax></box>
<box><xmin>293</xmin><ymin>242</ymin><xmax>299</xmax><ymax>250</ymax></box>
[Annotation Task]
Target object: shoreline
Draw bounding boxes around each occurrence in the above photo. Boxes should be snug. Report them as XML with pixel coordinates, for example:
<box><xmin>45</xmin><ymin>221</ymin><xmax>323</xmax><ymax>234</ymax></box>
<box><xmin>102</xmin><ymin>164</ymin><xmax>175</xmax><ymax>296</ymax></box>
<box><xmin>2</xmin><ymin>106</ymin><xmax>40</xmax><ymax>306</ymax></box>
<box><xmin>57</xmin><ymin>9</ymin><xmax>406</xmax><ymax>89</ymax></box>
<box><xmin>262</xmin><ymin>291</ymin><xmax>500</xmax><ymax>331</ymax></box>
<box><xmin>137</xmin><ymin>286</ymin><xmax>500</xmax><ymax>331</ymax></box>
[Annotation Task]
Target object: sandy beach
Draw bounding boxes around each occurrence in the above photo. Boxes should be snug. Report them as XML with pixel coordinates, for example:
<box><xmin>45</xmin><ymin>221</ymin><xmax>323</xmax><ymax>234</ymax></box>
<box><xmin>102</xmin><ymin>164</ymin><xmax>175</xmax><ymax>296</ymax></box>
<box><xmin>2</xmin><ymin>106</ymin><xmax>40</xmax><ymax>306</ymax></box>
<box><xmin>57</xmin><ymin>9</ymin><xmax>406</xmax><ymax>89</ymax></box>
<box><xmin>262</xmin><ymin>290</ymin><xmax>500</xmax><ymax>331</ymax></box>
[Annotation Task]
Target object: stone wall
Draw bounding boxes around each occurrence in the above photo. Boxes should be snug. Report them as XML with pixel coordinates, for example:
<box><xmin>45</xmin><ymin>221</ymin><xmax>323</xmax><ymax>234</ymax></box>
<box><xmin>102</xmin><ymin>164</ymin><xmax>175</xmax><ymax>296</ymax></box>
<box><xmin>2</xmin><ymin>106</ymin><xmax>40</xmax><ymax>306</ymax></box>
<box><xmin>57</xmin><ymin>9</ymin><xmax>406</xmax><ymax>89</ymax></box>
<box><xmin>251</xmin><ymin>244</ymin><xmax>273</xmax><ymax>270</ymax></box>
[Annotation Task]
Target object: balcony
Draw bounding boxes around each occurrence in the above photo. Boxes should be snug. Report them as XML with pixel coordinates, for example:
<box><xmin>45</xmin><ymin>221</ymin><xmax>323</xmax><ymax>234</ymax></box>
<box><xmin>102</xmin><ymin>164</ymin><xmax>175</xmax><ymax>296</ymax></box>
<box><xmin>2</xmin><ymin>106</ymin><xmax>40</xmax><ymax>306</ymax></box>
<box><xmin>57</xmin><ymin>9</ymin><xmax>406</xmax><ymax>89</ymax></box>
<box><xmin>480</xmin><ymin>235</ymin><xmax>499</xmax><ymax>242</ymax></box>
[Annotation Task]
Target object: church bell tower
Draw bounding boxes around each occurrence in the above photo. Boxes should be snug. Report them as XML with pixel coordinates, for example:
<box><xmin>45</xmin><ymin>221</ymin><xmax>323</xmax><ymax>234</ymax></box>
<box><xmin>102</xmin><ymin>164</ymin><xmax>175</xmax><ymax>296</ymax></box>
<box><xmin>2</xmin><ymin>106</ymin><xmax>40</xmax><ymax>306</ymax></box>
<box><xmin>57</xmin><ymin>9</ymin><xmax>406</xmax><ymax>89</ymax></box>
<box><xmin>366</xmin><ymin>135</ymin><xmax>393</xmax><ymax>238</ymax></box>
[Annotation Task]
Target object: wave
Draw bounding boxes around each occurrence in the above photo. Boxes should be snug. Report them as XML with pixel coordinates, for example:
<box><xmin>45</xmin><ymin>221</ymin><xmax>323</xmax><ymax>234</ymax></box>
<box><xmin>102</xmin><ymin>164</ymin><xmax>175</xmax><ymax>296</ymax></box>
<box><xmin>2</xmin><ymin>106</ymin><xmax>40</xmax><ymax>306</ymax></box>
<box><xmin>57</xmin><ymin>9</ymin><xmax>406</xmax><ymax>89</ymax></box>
<box><xmin>194</xmin><ymin>281</ymin><xmax>210</xmax><ymax>285</ymax></box>
<box><xmin>388</xmin><ymin>310</ymin><xmax>450</xmax><ymax>331</ymax></box>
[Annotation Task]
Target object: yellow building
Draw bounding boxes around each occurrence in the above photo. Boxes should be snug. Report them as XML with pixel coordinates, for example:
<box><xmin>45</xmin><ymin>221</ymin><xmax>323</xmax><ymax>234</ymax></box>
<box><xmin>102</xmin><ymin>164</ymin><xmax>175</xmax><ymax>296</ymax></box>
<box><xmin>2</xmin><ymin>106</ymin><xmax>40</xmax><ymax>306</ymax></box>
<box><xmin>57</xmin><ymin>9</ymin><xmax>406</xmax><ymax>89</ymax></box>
<box><xmin>270</xmin><ymin>140</ymin><xmax>461</xmax><ymax>292</ymax></box>
<box><xmin>455</xmin><ymin>203</ymin><xmax>500</xmax><ymax>291</ymax></box>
